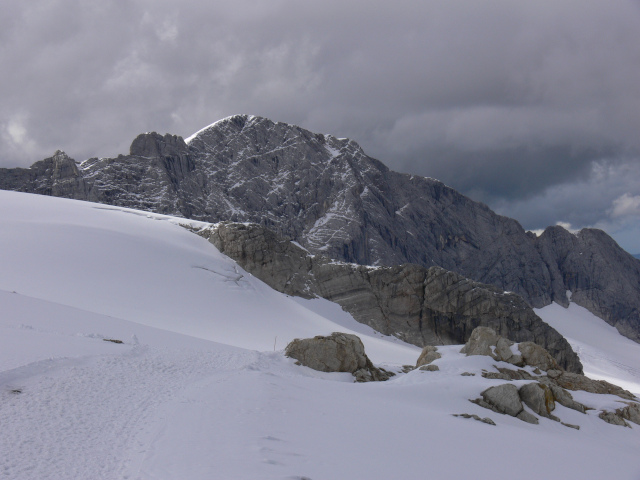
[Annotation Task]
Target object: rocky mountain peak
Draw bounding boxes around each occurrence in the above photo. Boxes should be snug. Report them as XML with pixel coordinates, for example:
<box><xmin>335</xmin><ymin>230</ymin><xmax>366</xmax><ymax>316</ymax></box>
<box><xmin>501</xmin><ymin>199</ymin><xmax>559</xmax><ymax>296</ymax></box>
<box><xmin>129</xmin><ymin>132</ymin><xmax>188</xmax><ymax>158</ymax></box>
<box><xmin>1</xmin><ymin>115</ymin><xmax>639</xmax><ymax>343</ymax></box>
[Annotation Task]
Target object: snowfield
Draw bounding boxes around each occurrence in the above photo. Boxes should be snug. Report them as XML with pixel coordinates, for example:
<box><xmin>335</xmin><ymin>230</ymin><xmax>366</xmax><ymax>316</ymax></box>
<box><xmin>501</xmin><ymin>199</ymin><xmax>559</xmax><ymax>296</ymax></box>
<box><xmin>1</xmin><ymin>190</ymin><xmax>639</xmax><ymax>480</ymax></box>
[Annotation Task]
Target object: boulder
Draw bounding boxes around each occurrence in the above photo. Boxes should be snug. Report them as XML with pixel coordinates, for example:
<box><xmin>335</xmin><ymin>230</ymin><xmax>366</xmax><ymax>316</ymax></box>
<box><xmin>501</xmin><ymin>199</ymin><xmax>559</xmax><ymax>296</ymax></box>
<box><xmin>537</xmin><ymin>377</ymin><xmax>587</xmax><ymax>413</ymax></box>
<box><xmin>472</xmin><ymin>383</ymin><xmax>542</xmax><ymax>424</ymax></box>
<box><xmin>416</xmin><ymin>346</ymin><xmax>441</xmax><ymax>367</ymax></box>
<box><xmin>519</xmin><ymin>383</ymin><xmax>556</xmax><ymax>419</ymax></box>
<box><xmin>517</xmin><ymin>342</ymin><xmax>559</xmax><ymax>372</ymax></box>
<box><xmin>495</xmin><ymin>337</ymin><xmax>523</xmax><ymax>365</ymax></box>
<box><xmin>599</xmin><ymin>411</ymin><xmax>630</xmax><ymax>427</ymax></box>
<box><xmin>479</xmin><ymin>384</ymin><xmax>525</xmax><ymax>417</ymax></box>
<box><xmin>616</xmin><ymin>402</ymin><xmax>640</xmax><ymax>426</ymax></box>
<box><xmin>460</xmin><ymin>327</ymin><xmax>498</xmax><ymax>357</ymax></box>
<box><xmin>285</xmin><ymin>332</ymin><xmax>391</xmax><ymax>382</ymax></box>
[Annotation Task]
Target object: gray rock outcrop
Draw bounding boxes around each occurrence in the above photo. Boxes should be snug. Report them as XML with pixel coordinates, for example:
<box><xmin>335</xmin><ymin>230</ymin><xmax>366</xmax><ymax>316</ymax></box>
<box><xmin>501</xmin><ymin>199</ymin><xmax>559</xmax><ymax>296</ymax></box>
<box><xmin>452</xmin><ymin>413</ymin><xmax>496</xmax><ymax>426</ymax></box>
<box><xmin>0</xmin><ymin>150</ymin><xmax>87</xmax><ymax>199</ymax></box>
<box><xmin>472</xmin><ymin>384</ymin><xmax>539</xmax><ymax>424</ymax></box>
<box><xmin>419</xmin><ymin>364</ymin><xmax>440</xmax><ymax>372</ymax></box>
<box><xmin>518</xmin><ymin>383</ymin><xmax>557</xmax><ymax>420</ymax></box>
<box><xmin>284</xmin><ymin>332</ymin><xmax>391</xmax><ymax>382</ymax></box>
<box><xmin>537</xmin><ymin>377</ymin><xmax>586</xmax><ymax>413</ymax></box>
<box><xmin>598</xmin><ymin>402</ymin><xmax>640</xmax><ymax>427</ymax></box>
<box><xmin>1</xmin><ymin>115</ymin><xmax>639</xmax><ymax>342</ymax></box>
<box><xmin>618</xmin><ymin>402</ymin><xmax>640</xmax><ymax>425</ymax></box>
<box><xmin>459</xmin><ymin>327</ymin><xmax>499</xmax><ymax>357</ymax></box>
<box><xmin>517</xmin><ymin>342</ymin><xmax>559</xmax><ymax>372</ymax></box>
<box><xmin>461</xmin><ymin>326</ymin><xmax>638</xmax><ymax>427</ymax></box>
<box><xmin>551</xmin><ymin>371</ymin><xmax>636</xmax><ymax>400</ymax></box>
<box><xmin>599</xmin><ymin>411</ymin><xmax>630</xmax><ymax>427</ymax></box>
<box><xmin>201</xmin><ymin>222</ymin><xmax>583</xmax><ymax>373</ymax></box>
<box><xmin>416</xmin><ymin>346</ymin><xmax>441</xmax><ymax>367</ymax></box>
<box><xmin>460</xmin><ymin>326</ymin><xmax>573</xmax><ymax>373</ymax></box>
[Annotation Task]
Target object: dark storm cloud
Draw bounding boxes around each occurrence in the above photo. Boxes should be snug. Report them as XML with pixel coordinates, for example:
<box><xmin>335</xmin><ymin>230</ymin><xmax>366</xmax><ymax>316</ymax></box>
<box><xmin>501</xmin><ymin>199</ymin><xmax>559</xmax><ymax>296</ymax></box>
<box><xmin>1</xmin><ymin>0</ymin><xmax>640</xmax><ymax>250</ymax></box>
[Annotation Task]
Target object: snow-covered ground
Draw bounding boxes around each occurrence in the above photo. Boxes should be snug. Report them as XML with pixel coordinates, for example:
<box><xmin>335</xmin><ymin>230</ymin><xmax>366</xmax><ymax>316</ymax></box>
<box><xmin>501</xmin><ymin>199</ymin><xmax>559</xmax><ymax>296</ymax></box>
<box><xmin>1</xmin><ymin>190</ymin><xmax>639</xmax><ymax>480</ymax></box>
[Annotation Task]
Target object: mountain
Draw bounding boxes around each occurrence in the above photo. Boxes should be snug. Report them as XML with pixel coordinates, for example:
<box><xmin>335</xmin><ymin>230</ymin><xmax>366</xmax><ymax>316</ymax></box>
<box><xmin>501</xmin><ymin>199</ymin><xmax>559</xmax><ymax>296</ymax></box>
<box><xmin>1</xmin><ymin>115</ymin><xmax>639</xmax><ymax>342</ymax></box>
<box><xmin>1</xmin><ymin>190</ymin><xmax>639</xmax><ymax>479</ymax></box>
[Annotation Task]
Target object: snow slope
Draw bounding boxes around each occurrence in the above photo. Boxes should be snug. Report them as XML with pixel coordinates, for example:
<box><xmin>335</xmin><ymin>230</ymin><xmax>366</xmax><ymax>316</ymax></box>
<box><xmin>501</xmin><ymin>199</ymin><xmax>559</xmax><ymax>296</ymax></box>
<box><xmin>536</xmin><ymin>301</ymin><xmax>640</xmax><ymax>397</ymax></box>
<box><xmin>1</xmin><ymin>190</ymin><xmax>640</xmax><ymax>480</ymax></box>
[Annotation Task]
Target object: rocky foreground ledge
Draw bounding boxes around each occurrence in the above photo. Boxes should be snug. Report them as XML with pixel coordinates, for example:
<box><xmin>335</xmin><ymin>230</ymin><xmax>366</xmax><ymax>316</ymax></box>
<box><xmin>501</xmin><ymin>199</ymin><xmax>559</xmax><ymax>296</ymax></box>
<box><xmin>197</xmin><ymin>222</ymin><xmax>583</xmax><ymax>373</ymax></box>
<box><xmin>286</xmin><ymin>327</ymin><xmax>639</xmax><ymax>429</ymax></box>
<box><xmin>457</xmin><ymin>327</ymin><xmax>638</xmax><ymax>428</ymax></box>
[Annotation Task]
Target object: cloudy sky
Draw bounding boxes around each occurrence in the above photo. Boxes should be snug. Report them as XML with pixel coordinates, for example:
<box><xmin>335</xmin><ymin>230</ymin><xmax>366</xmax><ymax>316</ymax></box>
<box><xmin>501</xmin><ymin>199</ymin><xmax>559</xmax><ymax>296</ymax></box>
<box><xmin>2</xmin><ymin>0</ymin><xmax>640</xmax><ymax>253</ymax></box>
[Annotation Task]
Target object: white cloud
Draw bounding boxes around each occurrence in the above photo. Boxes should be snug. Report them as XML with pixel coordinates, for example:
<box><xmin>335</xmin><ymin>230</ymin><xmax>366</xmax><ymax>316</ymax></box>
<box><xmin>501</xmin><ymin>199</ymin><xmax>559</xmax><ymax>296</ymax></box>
<box><xmin>2</xmin><ymin>115</ymin><xmax>38</xmax><ymax>157</ymax></box>
<box><xmin>610</xmin><ymin>193</ymin><xmax>640</xmax><ymax>218</ymax></box>
<box><xmin>555</xmin><ymin>221</ymin><xmax>579</xmax><ymax>233</ymax></box>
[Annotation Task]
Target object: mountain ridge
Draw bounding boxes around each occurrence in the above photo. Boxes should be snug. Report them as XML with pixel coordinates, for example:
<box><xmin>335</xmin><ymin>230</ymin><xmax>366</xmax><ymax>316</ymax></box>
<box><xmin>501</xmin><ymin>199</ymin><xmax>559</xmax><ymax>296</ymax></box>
<box><xmin>1</xmin><ymin>114</ymin><xmax>639</xmax><ymax>342</ymax></box>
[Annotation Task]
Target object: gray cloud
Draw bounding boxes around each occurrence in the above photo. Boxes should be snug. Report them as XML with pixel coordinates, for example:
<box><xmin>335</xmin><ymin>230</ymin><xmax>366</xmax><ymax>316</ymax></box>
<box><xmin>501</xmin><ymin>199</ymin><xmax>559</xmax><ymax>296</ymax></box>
<box><xmin>2</xmin><ymin>0</ymin><xmax>640</xmax><ymax>251</ymax></box>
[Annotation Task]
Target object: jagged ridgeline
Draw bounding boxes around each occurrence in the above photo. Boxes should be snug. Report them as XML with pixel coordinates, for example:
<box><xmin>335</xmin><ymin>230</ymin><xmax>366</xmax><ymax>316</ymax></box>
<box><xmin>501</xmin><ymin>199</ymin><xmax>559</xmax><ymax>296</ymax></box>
<box><xmin>1</xmin><ymin>115</ymin><xmax>639</xmax><ymax>343</ymax></box>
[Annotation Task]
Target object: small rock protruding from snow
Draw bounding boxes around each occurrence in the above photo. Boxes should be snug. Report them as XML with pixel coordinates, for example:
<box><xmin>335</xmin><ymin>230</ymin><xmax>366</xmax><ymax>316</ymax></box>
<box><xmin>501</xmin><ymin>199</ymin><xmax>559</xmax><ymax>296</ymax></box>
<box><xmin>416</xmin><ymin>345</ymin><xmax>441</xmax><ymax>367</ymax></box>
<box><xmin>452</xmin><ymin>413</ymin><xmax>495</xmax><ymax>426</ymax></box>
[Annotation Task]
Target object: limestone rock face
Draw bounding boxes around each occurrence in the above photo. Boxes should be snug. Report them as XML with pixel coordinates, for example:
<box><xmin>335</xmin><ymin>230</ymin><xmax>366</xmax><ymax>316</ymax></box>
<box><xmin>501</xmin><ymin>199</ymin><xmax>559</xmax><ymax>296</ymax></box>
<box><xmin>284</xmin><ymin>332</ymin><xmax>390</xmax><ymax>382</ymax></box>
<box><xmin>1</xmin><ymin>115</ymin><xmax>639</xmax><ymax>342</ymax></box>
<box><xmin>202</xmin><ymin>223</ymin><xmax>583</xmax><ymax>373</ymax></box>
<box><xmin>0</xmin><ymin>150</ymin><xmax>87</xmax><ymax>199</ymax></box>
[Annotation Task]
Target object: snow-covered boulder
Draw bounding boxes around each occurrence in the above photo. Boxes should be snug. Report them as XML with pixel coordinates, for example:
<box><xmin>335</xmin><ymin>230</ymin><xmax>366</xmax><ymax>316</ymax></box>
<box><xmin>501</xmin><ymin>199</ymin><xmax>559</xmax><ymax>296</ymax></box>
<box><xmin>285</xmin><ymin>332</ymin><xmax>392</xmax><ymax>382</ymax></box>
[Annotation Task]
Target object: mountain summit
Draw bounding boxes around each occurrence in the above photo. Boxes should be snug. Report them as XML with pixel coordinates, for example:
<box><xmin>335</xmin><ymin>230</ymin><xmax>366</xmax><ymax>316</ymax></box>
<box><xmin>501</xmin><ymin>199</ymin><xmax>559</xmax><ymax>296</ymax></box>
<box><xmin>1</xmin><ymin>114</ymin><xmax>639</xmax><ymax>341</ymax></box>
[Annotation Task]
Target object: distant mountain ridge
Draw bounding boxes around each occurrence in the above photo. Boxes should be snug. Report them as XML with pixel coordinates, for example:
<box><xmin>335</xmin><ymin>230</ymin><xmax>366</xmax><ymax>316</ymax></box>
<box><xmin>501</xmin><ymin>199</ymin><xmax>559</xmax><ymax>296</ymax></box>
<box><xmin>1</xmin><ymin>114</ymin><xmax>639</xmax><ymax>342</ymax></box>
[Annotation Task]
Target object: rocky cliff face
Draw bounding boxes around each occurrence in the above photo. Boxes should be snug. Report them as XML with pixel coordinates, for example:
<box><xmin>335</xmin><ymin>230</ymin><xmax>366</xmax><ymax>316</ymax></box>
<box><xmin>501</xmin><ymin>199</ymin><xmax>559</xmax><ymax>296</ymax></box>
<box><xmin>1</xmin><ymin>115</ymin><xmax>638</xmax><ymax>342</ymax></box>
<box><xmin>0</xmin><ymin>150</ymin><xmax>87</xmax><ymax>199</ymax></box>
<box><xmin>199</xmin><ymin>222</ymin><xmax>583</xmax><ymax>373</ymax></box>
